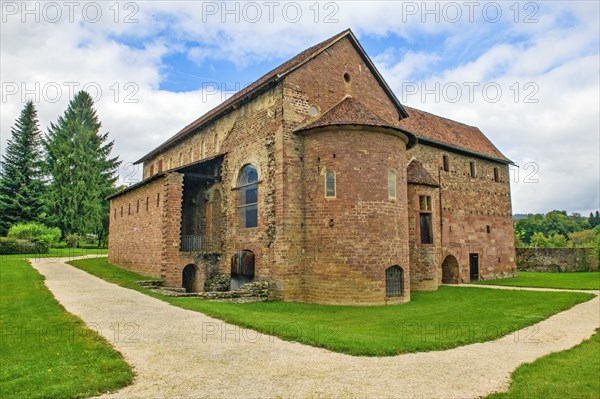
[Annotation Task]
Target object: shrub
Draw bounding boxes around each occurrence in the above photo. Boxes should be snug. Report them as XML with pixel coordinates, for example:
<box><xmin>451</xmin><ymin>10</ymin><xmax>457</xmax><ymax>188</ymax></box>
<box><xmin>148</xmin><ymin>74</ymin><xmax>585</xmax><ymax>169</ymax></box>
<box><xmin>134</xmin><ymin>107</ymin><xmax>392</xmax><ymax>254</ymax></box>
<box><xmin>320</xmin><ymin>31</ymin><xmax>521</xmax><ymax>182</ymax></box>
<box><xmin>64</xmin><ymin>234</ymin><xmax>81</xmax><ymax>248</ymax></box>
<box><xmin>0</xmin><ymin>237</ymin><xmax>49</xmax><ymax>254</ymax></box>
<box><xmin>7</xmin><ymin>222</ymin><xmax>61</xmax><ymax>247</ymax></box>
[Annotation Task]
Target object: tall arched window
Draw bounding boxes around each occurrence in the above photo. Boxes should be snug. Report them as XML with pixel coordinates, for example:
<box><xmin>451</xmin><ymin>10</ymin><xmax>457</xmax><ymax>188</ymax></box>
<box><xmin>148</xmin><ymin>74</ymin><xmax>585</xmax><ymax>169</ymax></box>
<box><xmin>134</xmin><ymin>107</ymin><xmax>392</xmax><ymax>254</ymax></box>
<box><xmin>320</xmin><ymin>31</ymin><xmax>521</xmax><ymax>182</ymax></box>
<box><xmin>388</xmin><ymin>171</ymin><xmax>397</xmax><ymax>199</ymax></box>
<box><xmin>385</xmin><ymin>265</ymin><xmax>404</xmax><ymax>296</ymax></box>
<box><xmin>325</xmin><ymin>170</ymin><xmax>336</xmax><ymax>198</ymax></box>
<box><xmin>237</xmin><ymin>164</ymin><xmax>258</xmax><ymax>228</ymax></box>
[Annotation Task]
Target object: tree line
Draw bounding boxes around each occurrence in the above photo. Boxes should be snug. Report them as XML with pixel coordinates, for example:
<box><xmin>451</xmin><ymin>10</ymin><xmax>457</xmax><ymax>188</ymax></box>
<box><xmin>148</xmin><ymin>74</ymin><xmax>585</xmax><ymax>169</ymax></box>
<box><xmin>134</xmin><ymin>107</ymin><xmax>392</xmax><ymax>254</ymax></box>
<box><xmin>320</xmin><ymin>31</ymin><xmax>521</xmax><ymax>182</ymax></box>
<box><xmin>0</xmin><ymin>92</ymin><xmax>120</xmax><ymax>246</ymax></box>
<box><xmin>515</xmin><ymin>210</ymin><xmax>600</xmax><ymax>249</ymax></box>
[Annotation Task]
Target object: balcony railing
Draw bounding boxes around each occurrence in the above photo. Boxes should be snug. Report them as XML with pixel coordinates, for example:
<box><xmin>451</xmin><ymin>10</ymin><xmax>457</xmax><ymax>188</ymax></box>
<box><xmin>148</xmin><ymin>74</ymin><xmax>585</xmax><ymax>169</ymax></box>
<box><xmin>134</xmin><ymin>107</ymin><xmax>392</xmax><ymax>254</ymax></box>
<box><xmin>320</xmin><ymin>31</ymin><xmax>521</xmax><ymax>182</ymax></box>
<box><xmin>180</xmin><ymin>235</ymin><xmax>222</xmax><ymax>253</ymax></box>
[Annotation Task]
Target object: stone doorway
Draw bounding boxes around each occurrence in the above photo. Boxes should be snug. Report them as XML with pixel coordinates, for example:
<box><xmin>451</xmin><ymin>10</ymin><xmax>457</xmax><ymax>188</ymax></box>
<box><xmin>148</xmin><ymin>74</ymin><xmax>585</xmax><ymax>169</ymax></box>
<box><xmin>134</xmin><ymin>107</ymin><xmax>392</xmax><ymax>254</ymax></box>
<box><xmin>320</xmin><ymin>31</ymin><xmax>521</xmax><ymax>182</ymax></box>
<box><xmin>230</xmin><ymin>250</ymin><xmax>255</xmax><ymax>290</ymax></box>
<box><xmin>442</xmin><ymin>255</ymin><xmax>459</xmax><ymax>284</ymax></box>
<box><xmin>182</xmin><ymin>264</ymin><xmax>197</xmax><ymax>292</ymax></box>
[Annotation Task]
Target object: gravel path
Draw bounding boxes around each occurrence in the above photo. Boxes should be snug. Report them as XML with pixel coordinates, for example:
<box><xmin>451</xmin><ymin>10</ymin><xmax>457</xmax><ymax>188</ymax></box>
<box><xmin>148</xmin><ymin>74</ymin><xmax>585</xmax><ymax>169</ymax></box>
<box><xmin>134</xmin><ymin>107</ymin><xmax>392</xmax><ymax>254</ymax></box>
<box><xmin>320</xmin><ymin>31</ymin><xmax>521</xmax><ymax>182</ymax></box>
<box><xmin>30</xmin><ymin>256</ymin><xmax>600</xmax><ymax>399</ymax></box>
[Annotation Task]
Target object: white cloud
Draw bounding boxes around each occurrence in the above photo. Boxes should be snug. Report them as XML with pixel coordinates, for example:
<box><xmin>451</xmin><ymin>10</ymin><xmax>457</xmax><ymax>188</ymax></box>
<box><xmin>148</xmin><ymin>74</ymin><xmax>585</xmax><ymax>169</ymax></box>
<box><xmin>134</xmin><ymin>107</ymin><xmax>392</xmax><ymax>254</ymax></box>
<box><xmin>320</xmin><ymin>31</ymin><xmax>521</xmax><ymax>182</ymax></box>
<box><xmin>1</xmin><ymin>1</ymin><xmax>598</xmax><ymax>214</ymax></box>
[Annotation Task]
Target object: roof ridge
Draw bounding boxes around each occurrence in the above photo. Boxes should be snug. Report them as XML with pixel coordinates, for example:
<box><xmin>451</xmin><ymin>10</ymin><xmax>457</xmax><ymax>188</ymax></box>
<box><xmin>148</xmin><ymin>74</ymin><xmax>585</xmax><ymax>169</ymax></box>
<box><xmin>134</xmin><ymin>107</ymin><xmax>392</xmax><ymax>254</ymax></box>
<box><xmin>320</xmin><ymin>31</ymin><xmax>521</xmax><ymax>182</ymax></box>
<box><xmin>134</xmin><ymin>29</ymin><xmax>354</xmax><ymax>164</ymax></box>
<box><xmin>402</xmin><ymin>105</ymin><xmax>478</xmax><ymax>130</ymax></box>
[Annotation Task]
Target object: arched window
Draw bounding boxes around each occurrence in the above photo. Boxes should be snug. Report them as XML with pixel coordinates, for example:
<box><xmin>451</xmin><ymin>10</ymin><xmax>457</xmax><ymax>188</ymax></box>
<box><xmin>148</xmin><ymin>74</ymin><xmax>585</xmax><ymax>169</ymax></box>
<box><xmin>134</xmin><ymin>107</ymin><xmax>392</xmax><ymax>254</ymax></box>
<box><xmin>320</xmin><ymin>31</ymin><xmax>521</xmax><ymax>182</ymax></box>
<box><xmin>388</xmin><ymin>171</ymin><xmax>397</xmax><ymax>199</ymax></box>
<box><xmin>385</xmin><ymin>265</ymin><xmax>404</xmax><ymax>296</ymax></box>
<box><xmin>201</xmin><ymin>140</ymin><xmax>205</xmax><ymax>158</ymax></box>
<box><xmin>179</xmin><ymin>152</ymin><xmax>183</xmax><ymax>167</ymax></box>
<box><xmin>325</xmin><ymin>170</ymin><xmax>336</xmax><ymax>198</ymax></box>
<box><xmin>237</xmin><ymin>164</ymin><xmax>258</xmax><ymax>228</ymax></box>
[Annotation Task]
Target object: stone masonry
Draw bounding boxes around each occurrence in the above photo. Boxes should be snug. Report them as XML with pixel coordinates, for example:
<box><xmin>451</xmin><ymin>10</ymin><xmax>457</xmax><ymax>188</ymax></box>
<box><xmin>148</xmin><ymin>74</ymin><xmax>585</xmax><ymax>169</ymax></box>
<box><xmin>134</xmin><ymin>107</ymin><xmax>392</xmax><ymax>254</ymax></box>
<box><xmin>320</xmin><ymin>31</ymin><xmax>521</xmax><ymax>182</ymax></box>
<box><xmin>108</xmin><ymin>29</ymin><xmax>517</xmax><ymax>305</ymax></box>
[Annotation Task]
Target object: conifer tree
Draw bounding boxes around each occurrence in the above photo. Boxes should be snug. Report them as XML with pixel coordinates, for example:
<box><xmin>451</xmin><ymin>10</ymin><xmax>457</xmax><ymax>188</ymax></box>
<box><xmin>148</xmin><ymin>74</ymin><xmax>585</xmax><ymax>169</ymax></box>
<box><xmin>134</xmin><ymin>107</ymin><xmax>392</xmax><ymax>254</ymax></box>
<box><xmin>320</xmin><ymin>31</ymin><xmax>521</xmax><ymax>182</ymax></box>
<box><xmin>45</xmin><ymin>91</ymin><xmax>120</xmax><ymax>237</ymax></box>
<box><xmin>0</xmin><ymin>101</ymin><xmax>45</xmax><ymax>235</ymax></box>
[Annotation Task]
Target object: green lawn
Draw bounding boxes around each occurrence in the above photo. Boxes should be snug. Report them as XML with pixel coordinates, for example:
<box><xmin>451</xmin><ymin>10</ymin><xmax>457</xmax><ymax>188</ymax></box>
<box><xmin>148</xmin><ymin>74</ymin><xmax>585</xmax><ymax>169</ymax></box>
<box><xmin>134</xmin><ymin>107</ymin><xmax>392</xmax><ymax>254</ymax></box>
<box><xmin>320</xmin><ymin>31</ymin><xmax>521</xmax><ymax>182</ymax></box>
<box><xmin>69</xmin><ymin>258</ymin><xmax>594</xmax><ymax>356</ymax></box>
<box><xmin>0</xmin><ymin>258</ymin><xmax>133</xmax><ymax>399</ymax></box>
<box><xmin>488</xmin><ymin>328</ymin><xmax>600</xmax><ymax>399</ymax></box>
<box><xmin>474</xmin><ymin>271</ymin><xmax>600</xmax><ymax>290</ymax></box>
<box><xmin>1</xmin><ymin>247</ymin><xmax>108</xmax><ymax>261</ymax></box>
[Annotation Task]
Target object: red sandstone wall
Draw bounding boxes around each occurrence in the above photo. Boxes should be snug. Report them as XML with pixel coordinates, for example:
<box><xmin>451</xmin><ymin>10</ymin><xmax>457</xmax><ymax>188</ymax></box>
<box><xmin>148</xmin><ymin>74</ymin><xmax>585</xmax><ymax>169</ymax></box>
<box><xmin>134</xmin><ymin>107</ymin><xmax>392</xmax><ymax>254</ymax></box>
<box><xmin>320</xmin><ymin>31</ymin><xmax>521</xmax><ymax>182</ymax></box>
<box><xmin>278</xmin><ymin>36</ymin><xmax>407</xmax><ymax>303</ymax></box>
<box><xmin>108</xmin><ymin>178</ymin><xmax>165</xmax><ymax>278</ymax></box>
<box><xmin>407</xmin><ymin>146</ymin><xmax>517</xmax><ymax>281</ymax></box>
<box><xmin>407</xmin><ymin>184</ymin><xmax>441</xmax><ymax>290</ymax></box>
<box><xmin>301</xmin><ymin>127</ymin><xmax>411</xmax><ymax>305</ymax></box>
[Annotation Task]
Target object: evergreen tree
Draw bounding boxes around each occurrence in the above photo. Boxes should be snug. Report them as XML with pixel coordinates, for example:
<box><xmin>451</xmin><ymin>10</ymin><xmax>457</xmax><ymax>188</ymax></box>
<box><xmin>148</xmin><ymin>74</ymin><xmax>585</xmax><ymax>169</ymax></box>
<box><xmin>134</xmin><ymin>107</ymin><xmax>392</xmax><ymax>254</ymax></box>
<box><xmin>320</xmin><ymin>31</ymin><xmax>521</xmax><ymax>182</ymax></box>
<box><xmin>44</xmin><ymin>91</ymin><xmax>120</xmax><ymax>237</ymax></box>
<box><xmin>0</xmin><ymin>101</ymin><xmax>45</xmax><ymax>235</ymax></box>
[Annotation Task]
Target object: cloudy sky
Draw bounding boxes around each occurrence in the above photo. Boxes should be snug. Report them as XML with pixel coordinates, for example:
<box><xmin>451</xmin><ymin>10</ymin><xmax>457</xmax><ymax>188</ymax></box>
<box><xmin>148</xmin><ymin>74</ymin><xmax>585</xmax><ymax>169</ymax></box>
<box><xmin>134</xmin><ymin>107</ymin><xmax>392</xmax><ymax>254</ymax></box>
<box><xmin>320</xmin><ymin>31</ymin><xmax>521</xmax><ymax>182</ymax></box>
<box><xmin>1</xmin><ymin>1</ymin><xmax>598</xmax><ymax>215</ymax></box>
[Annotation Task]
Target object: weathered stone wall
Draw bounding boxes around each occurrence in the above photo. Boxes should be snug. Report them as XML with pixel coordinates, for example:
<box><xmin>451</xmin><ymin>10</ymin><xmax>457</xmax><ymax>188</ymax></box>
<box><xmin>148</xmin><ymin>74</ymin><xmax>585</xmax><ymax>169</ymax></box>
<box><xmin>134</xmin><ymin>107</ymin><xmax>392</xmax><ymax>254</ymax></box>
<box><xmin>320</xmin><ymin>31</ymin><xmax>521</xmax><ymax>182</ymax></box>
<box><xmin>516</xmin><ymin>248</ymin><xmax>599</xmax><ymax>272</ymax></box>
<box><xmin>108</xmin><ymin>177</ymin><xmax>166</xmax><ymax>278</ymax></box>
<box><xmin>278</xmin><ymin>36</ymin><xmax>408</xmax><ymax>304</ymax></box>
<box><xmin>301</xmin><ymin>127</ymin><xmax>411</xmax><ymax>305</ymax></box>
<box><xmin>407</xmin><ymin>183</ymin><xmax>441</xmax><ymax>290</ymax></box>
<box><xmin>407</xmin><ymin>145</ymin><xmax>517</xmax><ymax>282</ymax></box>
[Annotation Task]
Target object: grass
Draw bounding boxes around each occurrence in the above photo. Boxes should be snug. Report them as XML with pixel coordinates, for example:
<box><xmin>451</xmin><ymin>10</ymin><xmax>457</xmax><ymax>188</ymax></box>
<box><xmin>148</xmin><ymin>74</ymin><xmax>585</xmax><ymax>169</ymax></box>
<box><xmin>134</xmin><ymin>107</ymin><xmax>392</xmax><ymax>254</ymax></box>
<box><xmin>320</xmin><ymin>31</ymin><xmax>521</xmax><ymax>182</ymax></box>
<box><xmin>0</xmin><ymin>258</ymin><xmax>133</xmax><ymax>399</ymax></box>
<box><xmin>1</xmin><ymin>247</ymin><xmax>108</xmax><ymax>263</ymax></box>
<box><xmin>69</xmin><ymin>257</ymin><xmax>595</xmax><ymax>356</ymax></box>
<box><xmin>487</xmin><ymin>328</ymin><xmax>600</xmax><ymax>399</ymax></box>
<box><xmin>473</xmin><ymin>271</ymin><xmax>600</xmax><ymax>290</ymax></box>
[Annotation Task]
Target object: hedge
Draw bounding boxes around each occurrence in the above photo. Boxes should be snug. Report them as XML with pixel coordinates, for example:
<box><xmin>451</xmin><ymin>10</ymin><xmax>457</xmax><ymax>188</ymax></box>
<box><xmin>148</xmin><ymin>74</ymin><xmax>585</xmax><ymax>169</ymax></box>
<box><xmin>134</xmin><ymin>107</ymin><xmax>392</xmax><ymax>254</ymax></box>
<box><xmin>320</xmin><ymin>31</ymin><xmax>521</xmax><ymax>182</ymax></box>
<box><xmin>0</xmin><ymin>237</ymin><xmax>49</xmax><ymax>255</ymax></box>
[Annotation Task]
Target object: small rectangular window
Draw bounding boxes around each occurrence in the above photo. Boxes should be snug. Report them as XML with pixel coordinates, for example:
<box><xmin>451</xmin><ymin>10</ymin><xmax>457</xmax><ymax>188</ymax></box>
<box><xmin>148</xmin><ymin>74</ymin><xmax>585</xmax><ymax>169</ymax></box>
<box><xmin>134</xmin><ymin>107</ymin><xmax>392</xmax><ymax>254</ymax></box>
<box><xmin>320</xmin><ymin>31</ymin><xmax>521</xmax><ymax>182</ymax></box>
<box><xmin>114</xmin><ymin>208</ymin><xmax>116</xmax><ymax>220</ymax></box>
<box><xmin>156</xmin><ymin>193</ymin><xmax>160</xmax><ymax>207</ymax></box>
<box><xmin>419</xmin><ymin>195</ymin><xmax>433</xmax><ymax>244</ymax></box>
<box><xmin>325</xmin><ymin>170</ymin><xmax>336</xmax><ymax>198</ymax></box>
<box><xmin>128</xmin><ymin>204</ymin><xmax>131</xmax><ymax>215</ymax></box>
<box><xmin>146</xmin><ymin>196</ymin><xmax>149</xmax><ymax>211</ymax></box>
<box><xmin>120</xmin><ymin>206</ymin><xmax>123</xmax><ymax>217</ymax></box>
<box><xmin>486</xmin><ymin>225</ymin><xmax>491</xmax><ymax>234</ymax></box>
<box><xmin>494</xmin><ymin>167</ymin><xmax>499</xmax><ymax>182</ymax></box>
<box><xmin>442</xmin><ymin>155</ymin><xmax>449</xmax><ymax>172</ymax></box>
<box><xmin>419</xmin><ymin>195</ymin><xmax>431</xmax><ymax>211</ymax></box>
<box><xmin>388</xmin><ymin>171</ymin><xmax>397</xmax><ymax>199</ymax></box>
<box><xmin>470</xmin><ymin>161</ymin><xmax>476</xmax><ymax>178</ymax></box>
<box><xmin>136</xmin><ymin>199</ymin><xmax>140</xmax><ymax>213</ymax></box>
<box><xmin>420</xmin><ymin>214</ymin><xmax>433</xmax><ymax>244</ymax></box>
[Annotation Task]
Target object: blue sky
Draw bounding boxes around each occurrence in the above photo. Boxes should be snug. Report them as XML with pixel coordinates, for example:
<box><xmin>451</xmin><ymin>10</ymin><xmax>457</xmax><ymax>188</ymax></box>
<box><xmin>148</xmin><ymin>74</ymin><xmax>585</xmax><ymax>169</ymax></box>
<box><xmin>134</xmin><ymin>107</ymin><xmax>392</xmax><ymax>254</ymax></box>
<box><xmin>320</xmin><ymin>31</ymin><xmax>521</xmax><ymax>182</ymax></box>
<box><xmin>1</xmin><ymin>1</ymin><xmax>599</xmax><ymax>214</ymax></box>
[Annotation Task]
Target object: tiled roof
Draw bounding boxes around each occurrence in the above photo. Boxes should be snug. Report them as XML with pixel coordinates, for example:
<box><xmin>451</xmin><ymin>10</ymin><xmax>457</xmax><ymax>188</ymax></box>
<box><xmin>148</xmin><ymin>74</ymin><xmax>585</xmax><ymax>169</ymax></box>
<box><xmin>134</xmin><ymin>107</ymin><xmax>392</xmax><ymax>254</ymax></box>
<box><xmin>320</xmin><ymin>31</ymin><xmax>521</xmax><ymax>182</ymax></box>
<box><xmin>297</xmin><ymin>96</ymin><xmax>399</xmax><ymax>131</ymax></box>
<box><xmin>296</xmin><ymin>96</ymin><xmax>416</xmax><ymax>147</ymax></box>
<box><xmin>406</xmin><ymin>159</ymin><xmax>439</xmax><ymax>187</ymax></box>
<box><xmin>398</xmin><ymin>106</ymin><xmax>510</xmax><ymax>163</ymax></box>
<box><xmin>134</xmin><ymin>30</ymin><xmax>352</xmax><ymax>164</ymax></box>
<box><xmin>136</xmin><ymin>29</ymin><xmax>408</xmax><ymax>164</ymax></box>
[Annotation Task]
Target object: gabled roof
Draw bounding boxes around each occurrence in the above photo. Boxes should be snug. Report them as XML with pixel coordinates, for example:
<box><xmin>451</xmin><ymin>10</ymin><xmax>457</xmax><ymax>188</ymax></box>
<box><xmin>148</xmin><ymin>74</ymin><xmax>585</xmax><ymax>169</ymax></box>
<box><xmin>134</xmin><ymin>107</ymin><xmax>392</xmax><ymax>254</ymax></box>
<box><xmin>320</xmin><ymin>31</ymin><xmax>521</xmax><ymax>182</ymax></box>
<box><xmin>398</xmin><ymin>106</ymin><xmax>511</xmax><ymax>164</ymax></box>
<box><xmin>135</xmin><ymin>29</ymin><xmax>408</xmax><ymax>164</ymax></box>
<box><xmin>407</xmin><ymin>159</ymin><xmax>439</xmax><ymax>187</ymax></box>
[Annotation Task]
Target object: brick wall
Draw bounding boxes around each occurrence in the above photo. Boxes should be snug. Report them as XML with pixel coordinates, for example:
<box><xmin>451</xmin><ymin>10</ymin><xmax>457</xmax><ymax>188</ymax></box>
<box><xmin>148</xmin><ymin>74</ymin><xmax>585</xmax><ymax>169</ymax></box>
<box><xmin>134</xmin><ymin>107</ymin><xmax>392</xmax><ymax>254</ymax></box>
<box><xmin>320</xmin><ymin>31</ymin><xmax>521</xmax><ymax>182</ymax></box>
<box><xmin>407</xmin><ymin>184</ymin><xmax>441</xmax><ymax>290</ymax></box>
<box><xmin>108</xmin><ymin>177</ymin><xmax>165</xmax><ymax>277</ymax></box>
<box><xmin>301</xmin><ymin>127</ymin><xmax>411</xmax><ymax>305</ymax></box>
<box><xmin>407</xmin><ymin>145</ymin><xmax>517</xmax><ymax>282</ymax></box>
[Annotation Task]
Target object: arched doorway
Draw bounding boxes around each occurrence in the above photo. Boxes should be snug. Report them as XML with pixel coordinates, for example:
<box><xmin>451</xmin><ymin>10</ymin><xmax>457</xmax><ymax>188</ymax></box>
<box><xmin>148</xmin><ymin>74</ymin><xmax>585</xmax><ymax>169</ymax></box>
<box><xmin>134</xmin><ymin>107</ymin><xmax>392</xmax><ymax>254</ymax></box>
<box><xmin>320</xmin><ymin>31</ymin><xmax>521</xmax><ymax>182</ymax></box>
<box><xmin>442</xmin><ymin>255</ymin><xmax>459</xmax><ymax>284</ymax></box>
<box><xmin>231</xmin><ymin>250</ymin><xmax>255</xmax><ymax>290</ymax></box>
<box><xmin>182</xmin><ymin>264</ymin><xmax>197</xmax><ymax>293</ymax></box>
